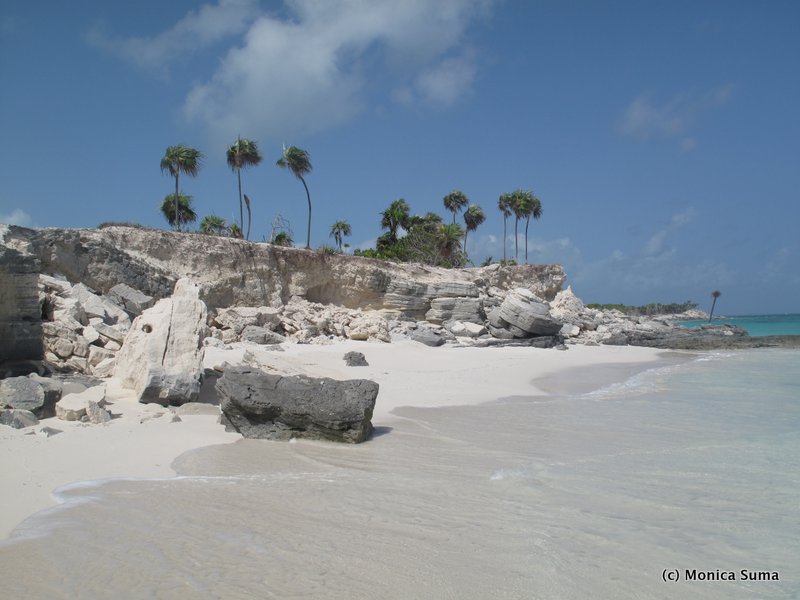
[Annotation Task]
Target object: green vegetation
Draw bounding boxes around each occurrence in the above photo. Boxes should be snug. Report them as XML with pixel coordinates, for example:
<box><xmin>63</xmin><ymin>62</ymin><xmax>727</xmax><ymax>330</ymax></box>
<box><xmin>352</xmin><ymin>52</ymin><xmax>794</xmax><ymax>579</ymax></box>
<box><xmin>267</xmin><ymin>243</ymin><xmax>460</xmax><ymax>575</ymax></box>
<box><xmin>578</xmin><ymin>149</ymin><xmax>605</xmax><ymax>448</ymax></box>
<box><xmin>160</xmin><ymin>193</ymin><xmax>197</xmax><ymax>229</ymax></box>
<box><xmin>586</xmin><ymin>301</ymin><xmax>699</xmax><ymax>316</ymax></box>
<box><xmin>199</xmin><ymin>215</ymin><xmax>231</xmax><ymax>236</ymax></box>
<box><xmin>329</xmin><ymin>220</ymin><xmax>351</xmax><ymax>252</ymax></box>
<box><xmin>160</xmin><ymin>145</ymin><xmax>202</xmax><ymax>232</ymax></box>
<box><xmin>497</xmin><ymin>192</ymin><xmax>514</xmax><ymax>263</ymax></box>
<box><xmin>272</xmin><ymin>230</ymin><xmax>293</xmax><ymax>247</ymax></box>
<box><xmin>276</xmin><ymin>145</ymin><xmax>313</xmax><ymax>248</ymax></box>
<box><xmin>226</xmin><ymin>137</ymin><xmax>262</xmax><ymax>240</ymax></box>
<box><xmin>462</xmin><ymin>204</ymin><xmax>486</xmax><ymax>258</ymax></box>
<box><xmin>443</xmin><ymin>190</ymin><xmax>469</xmax><ymax>224</ymax></box>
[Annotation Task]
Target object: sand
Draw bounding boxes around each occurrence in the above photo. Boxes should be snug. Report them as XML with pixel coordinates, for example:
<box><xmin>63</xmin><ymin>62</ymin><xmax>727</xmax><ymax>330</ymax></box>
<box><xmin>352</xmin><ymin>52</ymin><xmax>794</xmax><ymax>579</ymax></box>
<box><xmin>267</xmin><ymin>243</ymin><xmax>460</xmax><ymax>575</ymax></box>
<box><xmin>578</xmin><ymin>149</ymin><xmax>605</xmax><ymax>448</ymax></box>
<box><xmin>0</xmin><ymin>340</ymin><xmax>668</xmax><ymax>539</ymax></box>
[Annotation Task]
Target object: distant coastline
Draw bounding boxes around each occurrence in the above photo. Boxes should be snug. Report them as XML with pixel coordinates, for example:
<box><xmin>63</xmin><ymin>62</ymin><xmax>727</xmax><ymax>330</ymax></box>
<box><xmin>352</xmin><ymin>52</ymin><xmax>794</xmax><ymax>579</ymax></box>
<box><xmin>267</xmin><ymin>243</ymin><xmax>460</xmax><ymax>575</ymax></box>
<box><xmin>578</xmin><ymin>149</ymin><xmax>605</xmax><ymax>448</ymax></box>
<box><xmin>677</xmin><ymin>314</ymin><xmax>800</xmax><ymax>337</ymax></box>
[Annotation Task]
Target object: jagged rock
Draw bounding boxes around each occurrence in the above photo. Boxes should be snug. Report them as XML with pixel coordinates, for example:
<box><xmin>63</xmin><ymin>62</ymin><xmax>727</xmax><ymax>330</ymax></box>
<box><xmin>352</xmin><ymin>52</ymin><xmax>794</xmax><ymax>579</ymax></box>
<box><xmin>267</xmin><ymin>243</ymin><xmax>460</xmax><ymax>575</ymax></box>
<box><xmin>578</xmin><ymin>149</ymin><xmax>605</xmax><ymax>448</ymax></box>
<box><xmin>490</xmin><ymin>288</ymin><xmax>562</xmax><ymax>337</ymax></box>
<box><xmin>52</xmin><ymin>338</ymin><xmax>74</xmax><ymax>359</ymax></box>
<box><xmin>88</xmin><ymin>345</ymin><xmax>116</xmax><ymax>367</ymax></box>
<box><xmin>203</xmin><ymin>337</ymin><xmax>225</xmax><ymax>348</ymax></box>
<box><xmin>410</xmin><ymin>327</ymin><xmax>446</xmax><ymax>347</ymax></box>
<box><xmin>425</xmin><ymin>297</ymin><xmax>484</xmax><ymax>325</ymax></box>
<box><xmin>240</xmin><ymin>325</ymin><xmax>286</xmax><ymax>345</ymax></box>
<box><xmin>213</xmin><ymin>306</ymin><xmax>281</xmax><ymax>335</ymax></box>
<box><xmin>108</xmin><ymin>283</ymin><xmax>154</xmax><ymax>316</ymax></box>
<box><xmin>93</xmin><ymin>321</ymin><xmax>127</xmax><ymax>344</ymax></box>
<box><xmin>56</xmin><ymin>385</ymin><xmax>106</xmax><ymax>421</ymax></box>
<box><xmin>217</xmin><ymin>365</ymin><xmax>378</xmax><ymax>443</ymax></box>
<box><xmin>0</xmin><ymin>409</ymin><xmax>39</xmax><ymax>429</ymax></box>
<box><xmin>559</xmin><ymin>324</ymin><xmax>580</xmax><ymax>338</ymax></box>
<box><xmin>82</xmin><ymin>324</ymin><xmax>101</xmax><ymax>344</ymax></box>
<box><xmin>343</xmin><ymin>351</ymin><xmax>369</xmax><ymax>366</ymax></box>
<box><xmin>445</xmin><ymin>320</ymin><xmax>487</xmax><ymax>338</ymax></box>
<box><xmin>86</xmin><ymin>400</ymin><xmax>112</xmax><ymax>424</ymax></box>
<box><xmin>345</xmin><ymin>315</ymin><xmax>390</xmax><ymax>343</ymax></box>
<box><xmin>91</xmin><ymin>357</ymin><xmax>117</xmax><ymax>378</ymax></box>
<box><xmin>0</xmin><ymin>376</ymin><xmax>58</xmax><ymax>418</ymax></box>
<box><xmin>472</xmin><ymin>335</ymin><xmax>562</xmax><ymax>349</ymax></box>
<box><xmin>114</xmin><ymin>279</ymin><xmax>206</xmax><ymax>405</ymax></box>
<box><xmin>70</xmin><ymin>283</ymin><xmax>130</xmax><ymax>327</ymax></box>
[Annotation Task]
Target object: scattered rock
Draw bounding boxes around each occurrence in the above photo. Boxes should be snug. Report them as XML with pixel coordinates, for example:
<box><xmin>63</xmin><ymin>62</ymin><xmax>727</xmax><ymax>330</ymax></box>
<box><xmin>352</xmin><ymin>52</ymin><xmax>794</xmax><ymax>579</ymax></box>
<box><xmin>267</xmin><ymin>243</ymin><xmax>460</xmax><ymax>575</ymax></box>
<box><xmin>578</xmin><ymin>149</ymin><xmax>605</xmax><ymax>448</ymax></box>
<box><xmin>107</xmin><ymin>283</ymin><xmax>154</xmax><ymax>316</ymax></box>
<box><xmin>410</xmin><ymin>327</ymin><xmax>446</xmax><ymax>347</ymax></box>
<box><xmin>0</xmin><ymin>408</ymin><xmax>39</xmax><ymax>429</ymax></box>
<box><xmin>343</xmin><ymin>351</ymin><xmax>369</xmax><ymax>366</ymax></box>
<box><xmin>86</xmin><ymin>400</ymin><xmax>112</xmax><ymax>424</ymax></box>
<box><xmin>0</xmin><ymin>376</ymin><xmax>56</xmax><ymax>418</ymax></box>
<box><xmin>56</xmin><ymin>385</ymin><xmax>106</xmax><ymax>421</ymax></box>
<box><xmin>240</xmin><ymin>325</ymin><xmax>286</xmax><ymax>345</ymax></box>
<box><xmin>217</xmin><ymin>365</ymin><xmax>378</xmax><ymax>443</ymax></box>
<box><xmin>38</xmin><ymin>426</ymin><xmax>63</xmax><ymax>437</ymax></box>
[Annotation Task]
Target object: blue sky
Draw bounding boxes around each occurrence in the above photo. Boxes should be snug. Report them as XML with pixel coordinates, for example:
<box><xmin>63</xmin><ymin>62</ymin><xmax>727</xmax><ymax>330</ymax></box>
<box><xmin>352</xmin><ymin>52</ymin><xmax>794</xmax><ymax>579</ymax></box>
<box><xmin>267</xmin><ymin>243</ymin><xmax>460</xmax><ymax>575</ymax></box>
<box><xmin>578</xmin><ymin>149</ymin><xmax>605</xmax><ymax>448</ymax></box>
<box><xmin>2</xmin><ymin>1</ymin><xmax>798</xmax><ymax>315</ymax></box>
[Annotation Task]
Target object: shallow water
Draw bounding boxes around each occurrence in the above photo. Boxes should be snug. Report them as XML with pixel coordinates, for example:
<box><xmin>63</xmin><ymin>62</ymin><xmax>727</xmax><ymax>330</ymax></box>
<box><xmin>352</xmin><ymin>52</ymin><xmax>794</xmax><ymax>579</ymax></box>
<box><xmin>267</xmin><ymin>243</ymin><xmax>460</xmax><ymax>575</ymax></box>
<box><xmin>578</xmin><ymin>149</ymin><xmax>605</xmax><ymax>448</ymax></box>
<box><xmin>678</xmin><ymin>313</ymin><xmax>800</xmax><ymax>336</ymax></box>
<box><xmin>2</xmin><ymin>349</ymin><xmax>798</xmax><ymax>599</ymax></box>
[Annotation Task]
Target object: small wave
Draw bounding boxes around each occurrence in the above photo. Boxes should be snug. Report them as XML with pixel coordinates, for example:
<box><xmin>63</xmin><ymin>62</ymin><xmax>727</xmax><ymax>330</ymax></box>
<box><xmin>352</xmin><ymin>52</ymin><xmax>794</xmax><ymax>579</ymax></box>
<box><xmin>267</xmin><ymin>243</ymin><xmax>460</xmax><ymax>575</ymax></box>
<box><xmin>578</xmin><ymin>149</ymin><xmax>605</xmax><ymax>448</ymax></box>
<box><xmin>578</xmin><ymin>362</ymin><xmax>685</xmax><ymax>401</ymax></box>
<box><xmin>490</xmin><ymin>466</ymin><xmax>531</xmax><ymax>481</ymax></box>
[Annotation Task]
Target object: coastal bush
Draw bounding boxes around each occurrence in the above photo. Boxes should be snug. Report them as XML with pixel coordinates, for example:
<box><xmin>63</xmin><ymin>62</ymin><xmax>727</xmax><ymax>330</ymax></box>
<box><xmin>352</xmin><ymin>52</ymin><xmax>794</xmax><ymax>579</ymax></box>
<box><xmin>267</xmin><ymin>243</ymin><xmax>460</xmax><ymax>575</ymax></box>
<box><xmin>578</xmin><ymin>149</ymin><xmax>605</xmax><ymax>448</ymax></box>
<box><xmin>586</xmin><ymin>301</ymin><xmax>699</xmax><ymax>316</ymax></box>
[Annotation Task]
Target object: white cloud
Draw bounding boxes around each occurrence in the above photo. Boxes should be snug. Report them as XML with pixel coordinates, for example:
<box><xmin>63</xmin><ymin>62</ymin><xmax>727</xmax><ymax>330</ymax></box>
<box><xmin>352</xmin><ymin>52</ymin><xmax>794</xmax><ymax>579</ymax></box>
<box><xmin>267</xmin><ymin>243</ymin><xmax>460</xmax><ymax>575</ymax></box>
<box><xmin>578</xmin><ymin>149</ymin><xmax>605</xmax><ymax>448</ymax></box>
<box><xmin>643</xmin><ymin>208</ymin><xmax>696</xmax><ymax>257</ymax></box>
<box><xmin>620</xmin><ymin>85</ymin><xmax>733</xmax><ymax>148</ymax></box>
<box><xmin>0</xmin><ymin>208</ymin><xmax>33</xmax><ymax>227</ymax></box>
<box><xmin>87</xmin><ymin>0</ymin><xmax>260</xmax><ymax>72</ymax></box>
<box><xmin>94</xmin><ymin>0</ymin><xmax>492</xmax><ymax>141</ymax></box>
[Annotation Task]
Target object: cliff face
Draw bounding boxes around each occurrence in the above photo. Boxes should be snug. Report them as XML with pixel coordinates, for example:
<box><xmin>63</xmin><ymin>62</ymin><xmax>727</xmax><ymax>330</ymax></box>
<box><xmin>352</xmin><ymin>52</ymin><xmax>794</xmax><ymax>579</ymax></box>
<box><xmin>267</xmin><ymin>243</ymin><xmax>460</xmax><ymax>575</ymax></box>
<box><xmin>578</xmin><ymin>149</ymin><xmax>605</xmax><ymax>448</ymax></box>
<box><xmin>12</xmin><ymin>226</ymin><xmax>566</xmax><ymax>316</ymax></box>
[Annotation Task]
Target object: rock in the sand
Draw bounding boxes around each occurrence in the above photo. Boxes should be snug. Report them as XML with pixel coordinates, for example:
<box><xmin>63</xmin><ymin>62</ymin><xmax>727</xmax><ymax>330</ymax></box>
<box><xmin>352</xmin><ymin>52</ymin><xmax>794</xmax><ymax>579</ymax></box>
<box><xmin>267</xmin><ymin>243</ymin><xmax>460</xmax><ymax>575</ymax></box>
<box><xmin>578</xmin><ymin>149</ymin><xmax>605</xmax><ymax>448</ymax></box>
<box><xmin>410</xmin><ymin>327</ymin><xmax>446</xmax><ymax>347</ymax></box>
<box><xmin>216</xmin><ymin>366</ymin><xmax>378</xmax><ymax>443</ymax></box>
<box><xmin>343</xmin><ymin>351</ymin><xmax>369</xmax><ymax>366</ymax></box>
<box><xmin>56</xmin><ymin>385</ymin><xmax>106</xmax><ymax>421</ymax></box>
<box><xmin>240</xmin><ymin>325</ymin><xmax>286</xmax><ymax>345</ymax></box>
<box><xmin>86</xmin><ymin>400</ymin><xmax>112</xmax><ymax>424</ymax></box>
<box><xmin>0</xmin><ymin>408</ymin><xmax>39</xmax><ymax>429</ymax></box>
<box><xmin>114</xmin><ymin>279</ymin><xmax>206</xmax><ymax>405</ymax></box>
<box><xmin>489</xmin><ymin>288</ymin><xmax>562</xmax><ymax>337</ymax></box>
<box><xmin>107</xmin><ymin>283</ymin><xmax>154</xmax><ymax>316</ymax></box>
<box><xmin>0</xmin><ymin>376</ymin><xmax>58</xmax><ymax>418</ymax></box>
<box><xmin>38</xmin><ymin>426</ymin><xmax>63</xmax><ymax>437</ymax></box>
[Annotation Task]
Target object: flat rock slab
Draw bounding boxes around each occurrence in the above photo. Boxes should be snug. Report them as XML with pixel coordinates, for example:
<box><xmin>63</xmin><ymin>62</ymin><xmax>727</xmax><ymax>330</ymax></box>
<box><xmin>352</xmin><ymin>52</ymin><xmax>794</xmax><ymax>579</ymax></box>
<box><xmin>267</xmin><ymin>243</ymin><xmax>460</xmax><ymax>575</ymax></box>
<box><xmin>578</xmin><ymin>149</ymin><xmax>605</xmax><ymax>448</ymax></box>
<box><xmin>216</xmin><ymin>366</ymin><xmax>378</xmax><ymax>443</ymax></box>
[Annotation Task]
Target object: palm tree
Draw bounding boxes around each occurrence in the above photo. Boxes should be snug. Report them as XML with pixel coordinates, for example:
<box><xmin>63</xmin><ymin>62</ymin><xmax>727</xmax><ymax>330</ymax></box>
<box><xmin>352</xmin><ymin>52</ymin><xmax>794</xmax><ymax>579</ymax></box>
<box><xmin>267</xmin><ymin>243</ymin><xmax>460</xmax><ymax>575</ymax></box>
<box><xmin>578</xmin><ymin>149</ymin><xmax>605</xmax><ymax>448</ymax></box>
<box><xmin>160</xmin><ymin>145</ymin><xmax>202</xmax><ymax>232</ymax></box>
<box><xmin>708</xmin><ymin>290</ymin><xmax>722</xmax><ymax>322</ymax></box>
<box><xmin>437</xmin><ymin>223</ymin><xmax>466</xmax><ymax>267</ymax></box>
<box><xmin>199</xmin><ymin>215</ymin><xmax>228</xmax><ymax>236</ymax></box>
<box><xmin>497</xmin><ymin>192</ymin><xmax>514</xmax><ymax>263</ymax></box>
<box><xmin>160</xmin><ymin>193</ymin><xmax>197</xmax><ymax>229</ymax></box>
<box><xmin>462</xmin><ymin>204</ymin><xmax>486</xmax><ymax>257</ymax></box>
<box><xmin>226</xmin><ymin>137</ymin><xmax>262</xmax><ymax>239</ymax></box>
<box><xmin>276</xmin><ymin>145</ymin><xmax>313</xmax><ymax>248</ymax></box>
<box><xmin>380</xmin><ymin>199</ymin><xmax>411</xmax><ymax>242</ymax></box>
<box><xmin>330</xmin><ymin>220</ymin><xmax>352</xmax><ymax>252</ymax></box>
<box><xmin>521</xmin><ymin>192</ymin><xmax>542</xmax><ymax>263</ymax></box>
<box><xmin>272</xmin><ymin>231</ymin><xmax>293</xmax><ymax>247</ymax></box>
<box><xmin>443</xmin><ymin>190</ymin><xmax>469</xmax><ymax>224</ymax></box>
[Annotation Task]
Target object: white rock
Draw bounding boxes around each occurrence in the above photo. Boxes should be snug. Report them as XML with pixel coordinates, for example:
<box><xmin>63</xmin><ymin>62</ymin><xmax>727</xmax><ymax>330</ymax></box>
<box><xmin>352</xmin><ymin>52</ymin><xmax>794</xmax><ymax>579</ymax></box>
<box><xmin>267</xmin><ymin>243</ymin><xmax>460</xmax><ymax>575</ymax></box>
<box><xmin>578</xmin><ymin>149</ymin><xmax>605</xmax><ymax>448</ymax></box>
<box><xmin>56</xmin><ymin>385</ymin><xmax>106</xmax><ymax>421</ymax></box>
<box><xmin>113</xmin><ymin>278</ymin><xmax>206</xmax><ymax>405</ymax></box>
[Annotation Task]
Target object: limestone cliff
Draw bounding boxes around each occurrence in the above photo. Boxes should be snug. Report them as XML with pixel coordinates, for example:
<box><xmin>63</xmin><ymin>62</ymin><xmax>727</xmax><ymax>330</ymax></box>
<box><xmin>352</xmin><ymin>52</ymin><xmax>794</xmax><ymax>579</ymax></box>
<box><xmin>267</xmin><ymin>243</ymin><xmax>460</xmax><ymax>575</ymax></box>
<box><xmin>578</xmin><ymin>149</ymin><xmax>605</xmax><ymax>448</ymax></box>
<box><xmin>8</xmin><ymin>225</ymin><xmax>567</xmax><ymax>316</ymax></box>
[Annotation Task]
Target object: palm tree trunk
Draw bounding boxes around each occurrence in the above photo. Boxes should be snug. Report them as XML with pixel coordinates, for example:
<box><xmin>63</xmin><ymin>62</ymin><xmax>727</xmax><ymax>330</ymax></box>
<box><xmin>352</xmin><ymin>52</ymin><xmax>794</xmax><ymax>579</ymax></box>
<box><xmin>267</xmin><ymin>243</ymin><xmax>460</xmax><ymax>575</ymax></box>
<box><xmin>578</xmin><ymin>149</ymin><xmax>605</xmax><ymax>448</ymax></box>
<box><xmin>524</xmin><ymin>217</ymin><xmax>530</xmax><ymax>264</ymax></box>
<box><xmin>502</xmin><ymin>217</ymin><xmax>507</xmax><ymax>262</ymax></box>
<box><xmin>514</xmin><ymin>217</ymin><xmax>519</xmax><ymax>261</ymax></box>
<box><xmin>708</xmin><ymin>298</ymin><xmax>718</xmax><ymax>322</ymax></box>
<box><xmin>237</xmin><ymin>168</ymin><xmax>244</xmax><ymax>233</ymax></box>
<box><xmin>463</xmin><ymin>230</ymin><xmax>468</xmax><ymax>256</ymax></box>
<box><xmin>245</xmin><ymin>195</ymin><xmax>252</xmax><ymax>241</ymax></box>
<box><xmin>174</xmin><ymin>173</ymin><xmax>180</xmax><ymax>231</ymax></box>
<box><xmin>300</xmin><ymin>175</ymin><xmax>311</xmax><ymax>248</ymax></box>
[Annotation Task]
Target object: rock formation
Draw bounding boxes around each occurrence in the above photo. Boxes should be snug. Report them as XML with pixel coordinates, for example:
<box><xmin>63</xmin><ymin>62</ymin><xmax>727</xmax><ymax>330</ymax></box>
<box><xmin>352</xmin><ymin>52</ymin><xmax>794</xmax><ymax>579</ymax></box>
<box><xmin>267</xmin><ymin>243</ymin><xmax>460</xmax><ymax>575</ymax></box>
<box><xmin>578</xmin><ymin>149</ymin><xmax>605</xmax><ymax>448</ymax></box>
<box><xmin>216</xmin><ymin>365</ymin><xmax>378</xmax><ymax>443</ymax></box>
<box><xmin>114</xmin><ymin>279</ymin><xmax>206</xmax><ymax>405</ymax></box>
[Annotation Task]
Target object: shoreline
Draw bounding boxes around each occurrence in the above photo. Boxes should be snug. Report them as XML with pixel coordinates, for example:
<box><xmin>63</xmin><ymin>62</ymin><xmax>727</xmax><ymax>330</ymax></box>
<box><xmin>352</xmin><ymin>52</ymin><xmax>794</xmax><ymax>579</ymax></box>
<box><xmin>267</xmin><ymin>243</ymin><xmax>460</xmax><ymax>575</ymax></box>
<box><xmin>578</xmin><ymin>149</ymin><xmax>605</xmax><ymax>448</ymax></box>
<box><xmin>2</xmin><ymin>341</ymin><xmax>676</xmax><ymax>540</ymax></box>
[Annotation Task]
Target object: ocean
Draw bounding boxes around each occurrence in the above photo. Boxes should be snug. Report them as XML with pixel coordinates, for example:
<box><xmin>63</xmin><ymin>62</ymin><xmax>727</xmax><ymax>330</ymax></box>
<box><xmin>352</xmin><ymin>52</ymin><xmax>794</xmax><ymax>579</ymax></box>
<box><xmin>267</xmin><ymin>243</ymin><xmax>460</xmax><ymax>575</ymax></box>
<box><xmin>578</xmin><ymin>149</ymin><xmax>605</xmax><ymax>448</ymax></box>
<box><xmin>677</xmin><ymin>314</ymin><xmax>800</xmax><ymax>336</ymax></box>
<box><xmin>1</xmin><ymin>348</ymin><xmax>799</xmax><ymax>599</ymax></box>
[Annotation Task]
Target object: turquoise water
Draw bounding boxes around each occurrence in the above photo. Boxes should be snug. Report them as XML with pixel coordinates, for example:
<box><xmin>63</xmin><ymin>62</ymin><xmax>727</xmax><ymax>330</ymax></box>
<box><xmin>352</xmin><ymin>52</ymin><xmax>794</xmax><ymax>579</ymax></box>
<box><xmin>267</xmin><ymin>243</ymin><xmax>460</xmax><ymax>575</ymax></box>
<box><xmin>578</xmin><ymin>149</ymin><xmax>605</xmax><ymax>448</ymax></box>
<box><xmin>2</xmin><ymin>349</ymin><xmax>799</xmax><ymax>599</ymax></box>
<box><xmin>678</xmin><ymin>314</ymin><xmax>800</xmax><ymax>336</ymax></box>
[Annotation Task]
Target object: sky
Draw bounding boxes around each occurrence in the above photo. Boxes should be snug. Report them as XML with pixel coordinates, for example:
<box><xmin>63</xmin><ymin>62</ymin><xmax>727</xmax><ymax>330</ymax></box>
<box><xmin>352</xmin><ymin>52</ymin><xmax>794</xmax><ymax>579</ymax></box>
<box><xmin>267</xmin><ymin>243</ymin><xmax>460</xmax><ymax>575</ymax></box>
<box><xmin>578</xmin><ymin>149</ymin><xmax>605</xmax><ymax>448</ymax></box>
<box><xmin>1</xmin><ymin>0</ymin><xmax>798</xmax><ymax>315</ymax></box>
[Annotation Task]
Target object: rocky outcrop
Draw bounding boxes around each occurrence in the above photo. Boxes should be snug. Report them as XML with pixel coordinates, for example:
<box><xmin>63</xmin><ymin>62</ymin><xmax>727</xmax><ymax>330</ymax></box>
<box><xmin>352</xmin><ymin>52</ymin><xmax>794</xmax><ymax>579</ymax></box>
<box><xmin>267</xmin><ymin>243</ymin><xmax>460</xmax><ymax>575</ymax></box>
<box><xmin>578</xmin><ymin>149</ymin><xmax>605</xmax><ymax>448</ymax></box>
<box><xmin>0</xmin><ymin>225</ymin><xmax>42</xmax><ymax>366</ymax></box>
<box><xmin>216</xmin><ymin>365</ymin><xmax>378</xmax><ymax>443</ymax></box>
<box><xmin>488</xmin><ymin>288</ymin><xmax>562</xmax><ymax>338</ymax></box>
<box><xmin>114</xmin><ymin>279</ymin><xmax>206</xmax><ymax>405</ymax></box>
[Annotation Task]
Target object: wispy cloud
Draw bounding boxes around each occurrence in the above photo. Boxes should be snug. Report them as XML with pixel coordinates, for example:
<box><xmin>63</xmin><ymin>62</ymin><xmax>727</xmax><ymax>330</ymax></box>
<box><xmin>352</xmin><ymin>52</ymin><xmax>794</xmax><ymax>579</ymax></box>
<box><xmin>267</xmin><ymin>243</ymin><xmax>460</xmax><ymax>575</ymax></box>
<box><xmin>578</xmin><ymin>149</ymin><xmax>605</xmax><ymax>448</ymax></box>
<box><xmin>86</xmin><ymin>0</ymin><xmax>260</xmax><ymax>73</ymax></box>
<box><xmin>0</xmin><ymin>208</ymin><xmax>34</xmax><ymax>227</ymax></box>
<box><xmin>620</xmin><ymin>85</ymin><xmax>733</xmax><ymax>150</ymax></box>
<box><xmin>92</xmin><ymin>0</ymin><xmax>493</xmax><ymax>142</ymax></box>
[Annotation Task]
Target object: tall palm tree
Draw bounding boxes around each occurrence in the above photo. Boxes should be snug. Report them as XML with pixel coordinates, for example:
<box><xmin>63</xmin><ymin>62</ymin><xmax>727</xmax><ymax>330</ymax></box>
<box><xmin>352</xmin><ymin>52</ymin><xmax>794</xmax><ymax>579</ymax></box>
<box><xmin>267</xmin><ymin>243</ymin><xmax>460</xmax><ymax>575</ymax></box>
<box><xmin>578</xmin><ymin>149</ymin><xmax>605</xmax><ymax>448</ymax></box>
<box><xmin>226</xmin><ymin>137</ymin><xmax>262</xmax><ymax>239</ymax></box>
<box><xmin>521</xmin><ymin>192</ymin><xmax>542</xmax><ymax>264</ymax></box>
<box><xmin>380</xmin><ymin>199</ymin><xmax>411</xmax><ymax>242</ymax></box>
<box><xmin>443</xmin><ymin>190</ymin><xmax>469</xmax><ymax>224</ymax></box>
<box><xmin>708</xmin><ymin>290</ymin><xmax>722</xmax><ymax>322</ymax></box>
<box><xmin>160</xmin><ymin>145</ymin><xmax>202</xmax><ymax>232</ymax></box>
<box><xmin>330</xmin><ymin>220</ymin><xmax>352</xmax><ymax>252</ymax></box>
<box><xmin>462</xmin><ymin>204</ymin><xmax>486</xmax><ymax>257</ymax></box>
<box><xmin>160</xmin><ymin>193</ymin><xmax>197</xmax><ymax>229</ymax></box>
<box><xmin>497</xmin><ymin>192</ymin><xmax>514</xmax><ymax>262</ymax></box>
<box><xmin>511</xmin><ymin>190</ymin><xmax>527</xmax><ymax>262</ymax></box>
<box><xmin>276</xmin><ymin>145</ymin><xmax>313</xmax><ymax>248</ymax></box>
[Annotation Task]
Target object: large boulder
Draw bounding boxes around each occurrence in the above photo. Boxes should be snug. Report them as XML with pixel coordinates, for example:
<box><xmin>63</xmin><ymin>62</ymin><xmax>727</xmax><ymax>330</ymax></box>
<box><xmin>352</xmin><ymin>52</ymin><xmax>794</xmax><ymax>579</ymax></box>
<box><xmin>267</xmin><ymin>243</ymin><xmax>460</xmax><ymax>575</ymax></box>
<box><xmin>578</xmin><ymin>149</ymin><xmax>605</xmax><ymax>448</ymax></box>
<box><xmin>107</xmin><ymin>283</ymin><xmax>154</xmax><ymax>316</ymax></box>
<box><xmin>425</xmin><ymin>297</ymin><xmax>484</xmax><ymax>325</ymax></box>
<box><xmin>216</xmin><ymin>365</ymin><xmax>378</xmax><ymax>443</ymax></box>
<box><xmin>490</xmin><ymin>288</ymin><xmax>562</xmax><ymax>337</ymax></box>
<box><xmin>114</xmin><ymin>279</ymin><xmax>206</xmax><ymax>405</ymax></box>
<box><xmin>0</xmin><ymin>376</ymin><xmax>58</xmax><ymax>418</ymax></box>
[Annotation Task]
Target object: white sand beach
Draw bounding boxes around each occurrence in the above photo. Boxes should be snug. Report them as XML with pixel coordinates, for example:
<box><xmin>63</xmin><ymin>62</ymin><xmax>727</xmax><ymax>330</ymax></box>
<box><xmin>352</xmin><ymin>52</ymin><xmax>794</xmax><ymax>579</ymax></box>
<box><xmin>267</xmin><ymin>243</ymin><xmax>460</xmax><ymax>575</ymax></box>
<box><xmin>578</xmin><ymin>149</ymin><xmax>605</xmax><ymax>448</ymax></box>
<box><xmin>0</xmin><ymin>341</ymin><xmax>667</xmax><ymax>540</ymax></box>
